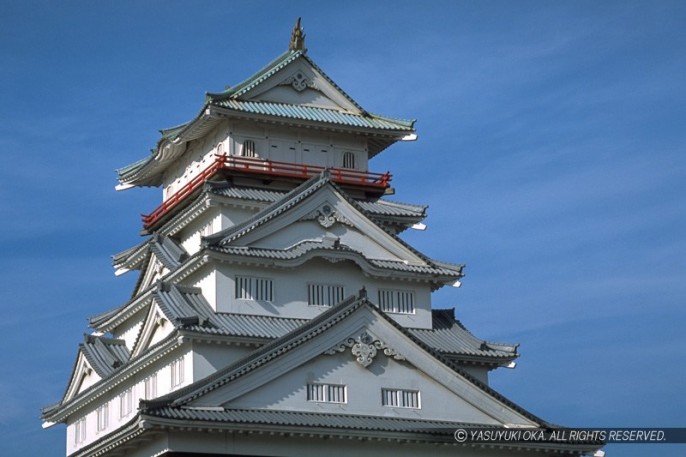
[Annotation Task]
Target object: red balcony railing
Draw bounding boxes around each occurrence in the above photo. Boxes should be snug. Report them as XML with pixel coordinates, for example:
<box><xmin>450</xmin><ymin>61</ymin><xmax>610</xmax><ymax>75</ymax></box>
<box><xmin>141</xmin><ymin>154</ymin><xmax>391</xmax><ymax>229</ymax></box>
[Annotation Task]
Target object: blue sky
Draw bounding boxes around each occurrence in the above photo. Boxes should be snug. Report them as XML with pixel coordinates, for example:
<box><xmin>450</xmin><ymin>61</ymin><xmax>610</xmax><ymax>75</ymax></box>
<box><xmin>1</xmin><ymin>1</ymin><xmax>684</xmax><ymax>456</ymax></box>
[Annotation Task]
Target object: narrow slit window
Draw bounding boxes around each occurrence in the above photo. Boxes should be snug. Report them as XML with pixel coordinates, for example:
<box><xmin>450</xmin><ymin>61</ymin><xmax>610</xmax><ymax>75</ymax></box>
<box><xmin>96</xmin><ymin>403</ymin><xmax>109</xmax><ymax>432</ymax></box>
<box><xmin>144</xmin><ymin>373</ymin><xmax>157</xmax><ymax>400</ymax></box>
<box><xmin>74</xmin><ymin>417</ymin><xmax>86</xmax><ymax>444</ymax></box>
<box><xmin>171</xmin><ymin>357</ymin><xmax>184</xmax><ymax>388</ymax></box>
<box><xmin>119</xmin><ymin>387</ymin><xmax>133</xmax><ymax>418</ymax></box>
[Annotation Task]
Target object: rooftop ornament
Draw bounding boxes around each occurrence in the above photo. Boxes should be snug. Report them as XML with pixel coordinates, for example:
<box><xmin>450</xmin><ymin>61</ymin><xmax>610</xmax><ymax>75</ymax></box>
<box><xmin>289</xmin><ymin>17</ymin><xmax>306</xmax><ymax>52</ymax></box>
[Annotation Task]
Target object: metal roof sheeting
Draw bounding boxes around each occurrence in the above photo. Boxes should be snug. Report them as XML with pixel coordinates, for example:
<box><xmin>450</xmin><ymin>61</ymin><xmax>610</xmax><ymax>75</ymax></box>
<box><xmin>213</xmin><ymin>99</ymin><xmax>414</xmax><ymax>131</ymax></box>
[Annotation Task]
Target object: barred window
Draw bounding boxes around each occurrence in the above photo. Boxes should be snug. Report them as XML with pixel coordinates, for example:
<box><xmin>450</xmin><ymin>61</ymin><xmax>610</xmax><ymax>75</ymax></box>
<box><xmin>342</xmin><ymin>151</ymin><xmax>355</xmax><ymax>169</ymax></box>
<box><xmin>378</xmin><ymin>289</ymin><xmax>415</xmax><ymax>314</ymax></box>
<box><xmin>242</xmin><ymin>139</ymin><xmax>256</xmax><ymax>157</ymax></box>
<box><xmin>171</xmin><ymin>357</ymin><xmax>184</xmax><ymax>388</ymax></box>
<box><xmin>381</xmin><ymin>388</ymin><xmax>420</xmax><ymax>409</ymax></box>
<box><xmin>307</xmin><ymin>383</ymin><xmax>347</xmax><ymax>403</ymax></box>
<box><xmin>96</xmin><ymin>403</ymin><xmax>108</xmax><ymax>432</ymax></box>
<box><xmin>119</xmin><ymin>387</ymin><xmax>133</xmax><ymax>418</ymax></box>
<box><xmin>74</xmin><ymin>417</ymin><xmax>86</xmax><ymax>444</ymax></box>
<box><xmin>144</xmin><ymin>373</ymin><xmax>157</xmax><ymax>400</ymax></box>
<box><xmin>236</xmin><ymin>276</ymin><xmax>273</xmax><ymax>302</ymax></box>
<box><xmin>308</xmin><ymin>284</ymin><xmax>345</xmax><ymax>307</ymax></box>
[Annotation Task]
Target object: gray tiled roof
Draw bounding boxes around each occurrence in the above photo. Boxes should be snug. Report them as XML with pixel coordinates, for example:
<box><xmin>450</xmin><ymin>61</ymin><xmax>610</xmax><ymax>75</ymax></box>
<box><xmin>139</xmin><ymin>294</ymin><xmax>547</xmax><ymax>430</ymax></box>
<box><xmin>143</xmin><ymin>406</ymin><xmax>478</xmax><ymax>432</ymax></box>
<box><xmin>203</xmin><ymin>173</ymin><xmax>334</xmax><ymax>247</ymax></box>
<box><xmin>152</xmin><ymin>283</ymin><xmax>308</xmax><ymax>339</ymax></box>
<box><xmin>117</xmin><ymin>50</ymin><xmax>414</xmax><ymax>187</ymax></box>
<box><xmin>159</xmin><ymin>285</ymin><xmax>510</xmax><ymax>359</ymax></box>
<box><xmin>81</xmin><ymin>335</ymin><xmax>129</xmax><ymax>378</ymax></box>
<box><xmin>209</xmin><ymin>182</ymin><xmax>426</xmax><ymax>219</ymax></box>
<box><xmin>203</xmin><ymin>175</ymin><xmax>460</xmax><ymax>277</ymax></box>
<box><xmin>409</xmin><ymin>309</ymin><xmax>517</xmax><ymax>359</ymax></box>
<box><xmin>209</xmin><ymin>239</ymin><xmax>462</xmax><ymax>278</ymax></box>
<box><xmin>112</xmin><ymin>234</ymin><xmax>187</xmax><ymax>272</ymax></box>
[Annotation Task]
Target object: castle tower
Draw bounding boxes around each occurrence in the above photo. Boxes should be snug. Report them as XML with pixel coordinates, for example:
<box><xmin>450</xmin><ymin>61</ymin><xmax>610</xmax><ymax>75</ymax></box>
<box><xmin>42</xmin><ymin>20</ymin><xmax>602</xmax><ymax>457</ymax></box>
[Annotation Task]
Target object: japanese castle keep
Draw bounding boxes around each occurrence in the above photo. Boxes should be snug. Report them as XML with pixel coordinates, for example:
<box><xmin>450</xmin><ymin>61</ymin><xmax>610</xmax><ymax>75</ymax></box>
<box><xmin>43</xmin><ymin>20</ymin><xmax>603</xmax><ymax>457</ymax></box>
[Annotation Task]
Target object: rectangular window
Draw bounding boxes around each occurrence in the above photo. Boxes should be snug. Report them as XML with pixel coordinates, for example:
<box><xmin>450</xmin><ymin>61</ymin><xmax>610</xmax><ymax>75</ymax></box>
<box><xmin>74</xmin><ymin>417</ymin><xmax>86</xmax><ymax>444</ymax></box>
<box><xmin>381</xmin><ymin>388</ymin><xmax>421</xmax><ymax>409</ymax></box>
<box><xmin>236</xmin><ymin>276</ymin><xmax>273</xmax><ymax>302</ymax></box>
<box><xmin>144</xmin><ymin>373</ymin><xmax>157</xmax><ymax>400</ymax></box>
<box><xmin>171</xmin><ymin>357</ymin><xmax>184</xmax><ymax>388</ymax></box>
<box><xmin>119</xmin><ymin>387</ymin><xmax>133</xmax><ymax>419</ymax></box>
<box><xmin>96</xmin><ymin>403</ymin><xmax>108</xmax><ymax>432</ymax></box>
<box><xmin>308</xmin><ymin>284</ymin><xmax>345</xmax><ymax>307</ymax></box>
<box><xmin>378</xmin><ymin>289</ymin><xmax>415</xmax><ymax>314</ymax></box>
<box><xmin>306</xmin><ymin>383</ymin><xmax>347</xmax><ymax>404</ymax></box>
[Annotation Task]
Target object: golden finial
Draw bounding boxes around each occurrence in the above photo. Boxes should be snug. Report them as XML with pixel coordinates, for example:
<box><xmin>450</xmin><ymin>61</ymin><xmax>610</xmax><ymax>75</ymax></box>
<box><xmin>289</xmin><ymin>17</ymin><xmax>306</xmax><ymax>52</ymax></box>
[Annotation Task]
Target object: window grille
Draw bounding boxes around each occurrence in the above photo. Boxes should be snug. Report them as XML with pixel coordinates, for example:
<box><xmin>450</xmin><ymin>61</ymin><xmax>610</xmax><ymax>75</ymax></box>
<box><xmin>236</xmin><ymin>276</ymin><xmax>273</xmax><ymax>302</ymax></box>
<box><xmin>378</xmin><ymin>289</ymin><xmax>415</xmax><ymax>314</ymax></box>
<box><xmin>242</xmin><ymin>139</ymin><xmax>256</xmax><ymax>157</ymax></box>
<box><xmin>381</xmin><ymin>388</ymin><xmax>420</xmax><ymax>408</ymax></box>
<box><xmin>307</xmin><ymin>383</ymin><xmax>347</xmax><ymax>403</ymax></box>
<box><xmin>342</xmin><ymin>151</ymin><xmax>355</xmax><ymax>169</ymax></box>
<box><xmin>308</xmin><ymin>284</ymin><xmax>345</xmax><ymax>307</ymax></box>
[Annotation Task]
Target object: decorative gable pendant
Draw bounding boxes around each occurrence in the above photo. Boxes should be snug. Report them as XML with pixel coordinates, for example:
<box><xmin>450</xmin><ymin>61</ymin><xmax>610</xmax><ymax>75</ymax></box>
<box><xmin>284</xmin><ymin>71</ymin><xmax>311</xmax><ymax>92</ymax></box>
<box><xmin>325</xmin><ymin>331</ymin><xmax>405</xmax><ymax>368</ymax></box>
<box><xmin>318</xmin><ymin>204</ymin><xmax>337</xmax><ymax>228</ymax></box>
<box><xmin>301</xmin><ymin>203</ymin><xmax>351</xmax><ymax>228</ymax></box>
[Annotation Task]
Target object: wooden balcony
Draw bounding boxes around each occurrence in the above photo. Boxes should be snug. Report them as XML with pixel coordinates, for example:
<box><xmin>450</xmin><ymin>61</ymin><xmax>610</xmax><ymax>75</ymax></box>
<box><xmin>141</xmin><ymin>154</ymin><xmax>392</xmax><ymax>229</ymax></box>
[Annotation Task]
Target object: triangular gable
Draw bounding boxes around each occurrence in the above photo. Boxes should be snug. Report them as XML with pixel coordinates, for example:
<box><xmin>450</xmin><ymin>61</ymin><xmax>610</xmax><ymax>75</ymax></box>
<box><xmin>63</xmin><ymin>352</ymin><xmax>101</xmax><ymax>402</ymax></box>
<box><xmin>130</xmin><ymin>299</ymin><xmax>174</xmax><ymax>358</ymax></box>
<box><xmin>131</xmin><ymin>283</ymin><xmax>215</xmax><ymax>358</ymax></box>
<box><xmin>114</xmin><ymin>235</ymin><xmax>186</xmax><ymax>277</ymax></box>
<box><xmin>239</xmin><ymin>55</ymin><xmax>363</xmax><ymax>113</ymax></box>
<box><xmin>146</xmin><ymin>296</ymin><xmax>541</xmax><ymax>428</ymax></box>
<box><xmin>207</xmin><ymin>49</ymin><xmax>364</xmax><ymax>115</ymax></box>
<box><xmin>62</xmin><ymin>334</ymin><xmax>129</xmax><ymax>402</ymax></box>
<box><xmin>205</xmin><ymin>175</ymin><xmax>430</xmax><ymax>267</ymax></box>
<box><xmin>134</xmin><ymin>252</ymin><xmax>168</xmax><ymax>296</ymax></box>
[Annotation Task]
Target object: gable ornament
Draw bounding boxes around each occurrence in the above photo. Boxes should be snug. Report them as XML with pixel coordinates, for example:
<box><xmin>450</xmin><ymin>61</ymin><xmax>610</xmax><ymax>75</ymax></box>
<box><xmin>284</xmin><ymin>71</ymin><xmax>311</xmax><ymax>92</ymax></box>
<box><xmin>301</xmin><ymin>203</ymin><xmax>354</xmax><ymax>228</ymax></box>
<box><xmin>325</xmin><ymin>331</ymin><xmax>405</xmax><ymax>368</ymax></box>
<box><xmin>288</xmin><ymin>17</ymin><xmax>307</xmax><ymax>51</ymax></box>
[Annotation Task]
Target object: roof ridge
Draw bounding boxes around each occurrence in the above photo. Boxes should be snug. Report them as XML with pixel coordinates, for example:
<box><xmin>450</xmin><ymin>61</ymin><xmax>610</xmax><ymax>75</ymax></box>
<box><xmin>139</xmin><ymin>293</ymin><xmax>548</xmax><ymax>428</ymax></box>
<box><xmin>203</xmin><ymin>172</ymin><xmax>330</xmax><ymax>247</ymax></box>
<box><xmin>141</xmin><ymin>293</ymin><xmax>366</xmax><ymax>409</ymax></box>
<box><xmin>207</xmin><ymin>50</ymin><xmax>303</xmax><ymax>101</ymax></box>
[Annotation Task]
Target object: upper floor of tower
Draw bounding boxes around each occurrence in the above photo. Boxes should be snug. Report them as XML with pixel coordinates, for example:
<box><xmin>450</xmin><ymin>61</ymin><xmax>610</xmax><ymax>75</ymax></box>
<box><xmin>115</xmin><ymin>19</ymin><xmax>417</xmax><ymax>232</ymax></box>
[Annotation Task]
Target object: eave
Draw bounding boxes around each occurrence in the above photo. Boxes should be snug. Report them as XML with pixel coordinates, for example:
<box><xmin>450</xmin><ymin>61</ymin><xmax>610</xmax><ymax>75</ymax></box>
<box><xmin>117</xmin><ymin>103</ymin><xmax>414</xmax><ymax>189</ymax></box>
<box><xmin>67</xmin><ymin>411</ymin><xmax>602</xmax><ymax>457</ymax></box>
